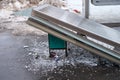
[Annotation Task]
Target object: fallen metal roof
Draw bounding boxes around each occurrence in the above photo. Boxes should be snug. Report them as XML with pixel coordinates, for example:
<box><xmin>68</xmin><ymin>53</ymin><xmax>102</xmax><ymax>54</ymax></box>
<box><xmin>27</xmin><ymin>4</ymin><xmax>120</xmax><ymax>64</ymax></box>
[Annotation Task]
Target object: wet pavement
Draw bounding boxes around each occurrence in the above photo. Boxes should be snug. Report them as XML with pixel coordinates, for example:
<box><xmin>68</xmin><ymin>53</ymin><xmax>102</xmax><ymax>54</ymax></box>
<box><xmin>0</xmin><ymin>30</ymin><xmax>120</xmax><ymax>80</ymax></box>
<box><xmin>41</xmin><ymin>64</ymin><xmax>120</xmax><ymax>80</ymax></box>
<box><xmin>0</xmin><ymin>31</ymin><xmax>39</xmax><ymax>80</ymax></box>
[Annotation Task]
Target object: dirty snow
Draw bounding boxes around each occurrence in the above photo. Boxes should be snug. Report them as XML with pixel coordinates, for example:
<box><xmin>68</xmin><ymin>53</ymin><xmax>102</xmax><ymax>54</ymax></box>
<box><xmin>0</xmin><ymin>15</ymin><xmax>46</xmax><ymax>36</ymax></box>
<box><xmin>23</xmin><ymin>37</ymin><xmax>99</xmax><ymax>75</ymax></box>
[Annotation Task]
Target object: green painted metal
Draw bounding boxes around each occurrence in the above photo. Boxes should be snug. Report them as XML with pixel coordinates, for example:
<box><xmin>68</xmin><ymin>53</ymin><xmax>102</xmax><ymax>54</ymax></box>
<box><xmin>48</xmin><ymin>34</ymin><xmax>67</xmax><ymax>49</ymax></box>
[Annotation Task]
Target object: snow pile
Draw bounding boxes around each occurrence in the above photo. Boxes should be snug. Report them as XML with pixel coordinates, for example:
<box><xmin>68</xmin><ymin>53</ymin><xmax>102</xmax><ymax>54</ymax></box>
<box><xmin>0</xmin><ymin>9</ymin><xmax>13</xmax><ymax>18</ymax></box>
<box><xmin>39</xmin><ymin>0</ymin><xmax>67</xmax><ymax>8</ymax></box>
<box><xmin>0</xmin><ymin>0</ymin><xmax>28</xmax><ymax>10</ymax></box>
<box><xmin>0</xmin><ymin>15</ymin><xmax>46</xmax><ymax>36</ymax></box>
<box><xmin>0</xmin><ymin>0</ymin><xmax>67</xmax><ymax>10</ymax></box>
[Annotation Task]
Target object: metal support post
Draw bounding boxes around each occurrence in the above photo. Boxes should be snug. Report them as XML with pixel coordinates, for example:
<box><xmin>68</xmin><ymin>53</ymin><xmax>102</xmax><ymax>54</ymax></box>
<box><xmin>82</xmin><ymin>0</ymin><xmax>90</xmax><ymax>18</ymax></box>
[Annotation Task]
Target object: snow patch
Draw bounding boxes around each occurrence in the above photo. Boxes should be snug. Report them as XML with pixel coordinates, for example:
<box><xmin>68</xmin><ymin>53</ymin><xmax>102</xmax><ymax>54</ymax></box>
<box><xmin>0</xmin><ymin>9</ymin><xmax>13</xmax><ymax>18</ymax></box>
